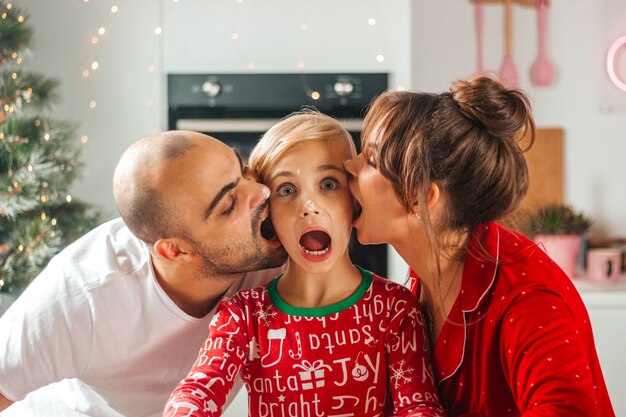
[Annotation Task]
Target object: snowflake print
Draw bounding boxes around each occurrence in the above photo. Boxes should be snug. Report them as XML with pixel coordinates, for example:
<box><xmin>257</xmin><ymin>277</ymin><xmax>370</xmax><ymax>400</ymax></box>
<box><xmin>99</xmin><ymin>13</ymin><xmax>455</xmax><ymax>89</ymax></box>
<box><xmin>253</xmin><ymin>302</ymin><xmax>276</xmax><ymax>327</ymax></box>
<box><xmin>389</xmin><ymin>359</ymin><xmax>415</xmax><ymax>389</ymax></box>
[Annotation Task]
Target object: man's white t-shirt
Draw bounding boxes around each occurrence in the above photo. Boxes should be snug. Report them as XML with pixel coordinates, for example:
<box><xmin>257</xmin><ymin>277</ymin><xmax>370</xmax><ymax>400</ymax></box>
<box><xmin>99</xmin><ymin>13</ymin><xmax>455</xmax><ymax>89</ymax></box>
<box><xmin>0</xmin><ymin>218</ymin><xmax>279</xmax><ymax>417</ymax></box>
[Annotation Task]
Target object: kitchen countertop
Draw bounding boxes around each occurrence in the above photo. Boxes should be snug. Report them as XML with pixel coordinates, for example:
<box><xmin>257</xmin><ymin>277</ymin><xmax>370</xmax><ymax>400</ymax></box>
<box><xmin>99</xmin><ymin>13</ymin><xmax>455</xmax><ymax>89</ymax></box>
<box><xmin>572</xmin><ymin>274</ymin><xmax>626</xmax><ymax>307</ymax></box>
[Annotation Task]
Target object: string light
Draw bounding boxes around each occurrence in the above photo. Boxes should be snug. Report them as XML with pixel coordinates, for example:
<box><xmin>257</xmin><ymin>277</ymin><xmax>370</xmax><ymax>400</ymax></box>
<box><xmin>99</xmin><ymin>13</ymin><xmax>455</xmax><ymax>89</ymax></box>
<box><xmin>80</xmin><ymin>135</ymin><xmax>89</xmax><ymax>144</ymax></box>
<box><xmin>230</xmin><ymin>32</ymin><xmax>239</xmax><ymax>40</ymax></box>
<box><xmin>300</xmin><ymin>24</ymin><xmax>308</xmax><ymax>31</ymax></box>
<box><xmin>297</xmin><ymin>60</ymin><xmax>305</xmax><ymax>69</ymax></box>
<box><xmin>89</xmin><ymin>100</ymin><xmax>96</xmax><ymax>109</ymax></box>
<box><xmin>91</xmin><ymin>61</ymin><xmax>99</xmax><ymax>70</ymax></box>
<box><xmin>311</xmin><ymin>91</ymin><xmax>320</xmax><ymax>100</ymax></box>
<box><xmin>111</xmin><ymin>5</ymin><xmax>119</xmax><ymax>13</ymax></box>
<box><xmin>17</xmin><ymin>15</ymin><xmax>24</xmax><ymax>23</ymax></box>
<box><xmin>247</xmin><ymin>62</ymin><xmax>255</xmax><ymax>70</ymax></box>
<box><xmin>51</xmin><ymin>218</ymin><xmax>57</xmax><ymax>226</ymax></box>
<box><xmin>91</xmin><ymin>36</ymin><xmax>99</xmax><ymax>44</ymax></box>
<box><xmin>154</xmin><ymin>27</ymin><xmax>162</xmax><ymax>35</ymax></box>
<box><xmin>43</xmin><ymin>133</ymin><xmax>50</xmax><ymax>140</ymax></box>
<box><xmin>148</xmin><ymin>64</ymin><xmax>156</xmax><ymax>72</ymax></box>
<box><xmin>82</xmin><ymin>69</ymin><xmax>90</xmax><ymax>77</ymax></box>
<box><xmin>66</xmin><ymin>195</ymin><xmax>72</xmax><ymax>203</ymax></box>
<box><xmin>376</xmin><ymin>54</ymin><xmax>385</xmax><ymax>62</ymax></box>
<box><xmin>368</xmin><ymin>18</ymin><xmax>376</xmax><ymax>26</ymax></box>
<box><xmin>98</xmin><ymin>27</ymin><xmax>106</xmax><ymax>35</ymax></box>
<box><xmin>40</xmin><ymin>212</ymin><xmax>46</xmax><ymax>221</ymax></box>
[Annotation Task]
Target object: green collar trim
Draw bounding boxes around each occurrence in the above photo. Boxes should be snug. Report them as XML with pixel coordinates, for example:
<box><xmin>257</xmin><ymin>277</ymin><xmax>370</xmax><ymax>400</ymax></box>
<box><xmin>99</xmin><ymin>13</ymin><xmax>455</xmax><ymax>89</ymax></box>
<box><xmin>268</xmin><ymin>265</ymin><xmax>372</xmax><ymax>317</ymax></box>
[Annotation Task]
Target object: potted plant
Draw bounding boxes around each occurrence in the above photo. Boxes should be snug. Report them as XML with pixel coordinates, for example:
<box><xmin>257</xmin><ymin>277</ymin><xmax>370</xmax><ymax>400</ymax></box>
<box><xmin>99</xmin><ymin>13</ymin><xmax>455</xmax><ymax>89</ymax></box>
<box><xmin>526</xmin><ymin>204</ymin><xmax>592</xmax><ymax>278</ymax></box>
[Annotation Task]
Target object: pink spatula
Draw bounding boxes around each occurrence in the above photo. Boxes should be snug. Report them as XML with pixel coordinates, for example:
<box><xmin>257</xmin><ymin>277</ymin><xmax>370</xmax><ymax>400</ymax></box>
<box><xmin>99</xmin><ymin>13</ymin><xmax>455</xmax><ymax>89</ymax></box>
<box><xmin>498</xmin><ymin>0</ymin><xmax>519</xmax><ymax>88</ymax></box>
<box><xmin>530</xmin><ymin>0</ymin><xmax>554</xmax><ymax>86</ymax></box>
<box><xmin>473</xmin><ymin>0</ymin><xmax>485</xmax><ymax>76</ymax></box>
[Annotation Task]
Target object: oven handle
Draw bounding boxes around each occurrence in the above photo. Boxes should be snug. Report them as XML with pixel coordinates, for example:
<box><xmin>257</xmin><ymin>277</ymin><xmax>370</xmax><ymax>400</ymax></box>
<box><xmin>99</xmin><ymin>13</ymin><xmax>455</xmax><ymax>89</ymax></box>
<box><xmin>176</xmin><ymin>118</ymin><xmax>363</xmax><ymax>132</ymax></box>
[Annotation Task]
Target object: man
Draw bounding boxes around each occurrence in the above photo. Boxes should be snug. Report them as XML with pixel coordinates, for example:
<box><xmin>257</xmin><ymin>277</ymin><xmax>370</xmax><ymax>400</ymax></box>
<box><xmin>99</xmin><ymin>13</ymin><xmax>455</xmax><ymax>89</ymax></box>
<box><xmin>0</xmin><ymin>131</ymin><xmax>287</xmax><ymax>416</ymax></box>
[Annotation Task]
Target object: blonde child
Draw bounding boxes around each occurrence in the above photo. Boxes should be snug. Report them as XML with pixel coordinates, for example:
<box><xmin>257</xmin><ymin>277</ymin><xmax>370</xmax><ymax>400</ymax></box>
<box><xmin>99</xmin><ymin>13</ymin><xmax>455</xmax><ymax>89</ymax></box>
<box><xmin>164</xmin><ymin>110</ymin><xmax>445</xmax><ymax>417</ymax></box>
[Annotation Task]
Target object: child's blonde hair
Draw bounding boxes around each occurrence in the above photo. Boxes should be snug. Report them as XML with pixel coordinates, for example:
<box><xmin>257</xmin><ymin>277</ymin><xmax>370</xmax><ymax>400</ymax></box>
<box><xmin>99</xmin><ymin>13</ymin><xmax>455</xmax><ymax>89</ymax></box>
<box><xmin>249</xmin><ymin>108</ymin><xmax>356</xmax><ymax>183</ymax></box>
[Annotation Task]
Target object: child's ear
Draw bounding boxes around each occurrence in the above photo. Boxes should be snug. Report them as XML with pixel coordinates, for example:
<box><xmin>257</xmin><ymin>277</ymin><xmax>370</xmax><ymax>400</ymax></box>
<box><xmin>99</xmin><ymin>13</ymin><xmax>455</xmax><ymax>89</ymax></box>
<box><xmin>154</xmin><ymin>238</ymin><xmax>193</xmax><ymax>262</ymax></box>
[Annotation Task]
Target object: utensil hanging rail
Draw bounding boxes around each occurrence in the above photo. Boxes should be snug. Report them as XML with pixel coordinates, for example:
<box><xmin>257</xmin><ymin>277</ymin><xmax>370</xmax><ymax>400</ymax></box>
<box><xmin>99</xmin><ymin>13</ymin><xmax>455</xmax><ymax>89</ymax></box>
<box><xmin>469</xmin><ymin>0</ymin><xmax>548</xmax><ymax>7</ymax></box>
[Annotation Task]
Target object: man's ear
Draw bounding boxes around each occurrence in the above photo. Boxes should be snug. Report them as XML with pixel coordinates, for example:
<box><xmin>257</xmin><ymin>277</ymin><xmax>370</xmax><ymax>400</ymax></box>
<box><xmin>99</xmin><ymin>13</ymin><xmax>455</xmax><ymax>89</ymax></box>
<box><xmin>153</xmin><ymin>238</ymin><xmax>193</xmax><ymax>262</ymax></box>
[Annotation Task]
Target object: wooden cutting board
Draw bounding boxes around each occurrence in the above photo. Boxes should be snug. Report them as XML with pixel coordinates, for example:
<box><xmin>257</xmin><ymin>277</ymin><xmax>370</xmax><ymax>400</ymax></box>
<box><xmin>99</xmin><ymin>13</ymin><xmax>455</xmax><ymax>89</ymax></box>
<box><xmin>504</xmin><ymin>127</ymin><xmax>564</xmax><ymax>228</ymax></box>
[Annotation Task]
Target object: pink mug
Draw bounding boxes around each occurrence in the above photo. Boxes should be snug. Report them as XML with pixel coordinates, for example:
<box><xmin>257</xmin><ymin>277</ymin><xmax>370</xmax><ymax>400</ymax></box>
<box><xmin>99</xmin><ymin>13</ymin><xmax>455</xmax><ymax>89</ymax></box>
<box><xmin>586</xmin><ymin>248</ymin><xmax>622</xmax><ymax>283</ymax></box>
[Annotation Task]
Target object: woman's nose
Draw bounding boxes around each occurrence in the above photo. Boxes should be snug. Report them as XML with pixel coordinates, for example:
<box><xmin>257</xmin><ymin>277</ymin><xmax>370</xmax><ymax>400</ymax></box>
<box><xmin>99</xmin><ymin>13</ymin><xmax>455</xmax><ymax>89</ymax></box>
<box><xmin>344</xmin><ymin>156</ymin><xmax>358</xmax><ymax>176</ymax></box>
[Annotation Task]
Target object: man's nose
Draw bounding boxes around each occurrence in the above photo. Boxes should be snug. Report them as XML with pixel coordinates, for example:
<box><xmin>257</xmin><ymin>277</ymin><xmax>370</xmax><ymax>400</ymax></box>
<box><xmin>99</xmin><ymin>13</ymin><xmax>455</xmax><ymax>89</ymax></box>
<box><xmin>248</xmin><ymin>180</ymin><xmax>270</xmax><ymax>208</ymax></box>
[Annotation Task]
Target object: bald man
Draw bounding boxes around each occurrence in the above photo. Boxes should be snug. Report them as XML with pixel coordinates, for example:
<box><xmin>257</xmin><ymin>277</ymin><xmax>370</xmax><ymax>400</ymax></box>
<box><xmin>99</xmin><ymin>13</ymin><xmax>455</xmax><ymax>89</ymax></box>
<box><xmin>0</xmin><ymin>131</ymin><xmax>287</xmax><ymax>417</ymax></box>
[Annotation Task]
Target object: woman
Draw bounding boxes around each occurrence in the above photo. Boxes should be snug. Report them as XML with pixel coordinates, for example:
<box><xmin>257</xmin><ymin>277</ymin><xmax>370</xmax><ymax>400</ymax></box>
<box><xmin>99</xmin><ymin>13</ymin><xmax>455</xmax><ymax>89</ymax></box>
<box><xmin>344</xmin><ymin>76</ymin><xmax>614</xmax><ymax>417</ymax></box>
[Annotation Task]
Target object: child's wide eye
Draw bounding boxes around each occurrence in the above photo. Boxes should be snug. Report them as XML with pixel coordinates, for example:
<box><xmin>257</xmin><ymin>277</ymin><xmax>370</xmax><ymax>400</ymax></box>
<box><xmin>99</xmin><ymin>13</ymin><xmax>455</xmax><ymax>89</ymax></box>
<box><xmin>320</xmin><ymin>178</ymin><xmax>339</xmax><ymax>191</ymax></box>
<box><xmin>277</xmin><ymin>184</ymin><xmax>296</xmax><ymax>196</ymax></box>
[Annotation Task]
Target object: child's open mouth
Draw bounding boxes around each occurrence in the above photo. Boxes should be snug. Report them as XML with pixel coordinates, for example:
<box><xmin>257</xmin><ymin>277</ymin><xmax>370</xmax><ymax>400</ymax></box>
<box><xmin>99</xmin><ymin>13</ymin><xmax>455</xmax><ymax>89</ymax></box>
<box><xmin>299</xmin><ymin>230</ymin><xmax>331</xmax><ymax>257</ymax></box>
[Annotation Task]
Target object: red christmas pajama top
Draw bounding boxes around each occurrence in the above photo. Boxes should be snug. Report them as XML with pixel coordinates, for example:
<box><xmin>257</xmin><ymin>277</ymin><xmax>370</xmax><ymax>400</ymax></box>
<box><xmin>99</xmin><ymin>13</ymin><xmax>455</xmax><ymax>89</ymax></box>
<box><xmin>164</xmin><ymin>267</ymin><xmax>445</xmax><ymax>417</ymax></box>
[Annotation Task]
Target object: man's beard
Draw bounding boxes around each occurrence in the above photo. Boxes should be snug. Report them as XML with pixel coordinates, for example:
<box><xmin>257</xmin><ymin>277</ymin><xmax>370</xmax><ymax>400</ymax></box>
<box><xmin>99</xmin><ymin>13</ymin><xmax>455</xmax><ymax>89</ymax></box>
<box><xmin>190</xmin><ymin>203</ymin><xmax>286</xmax><ymax>277</ymax></box>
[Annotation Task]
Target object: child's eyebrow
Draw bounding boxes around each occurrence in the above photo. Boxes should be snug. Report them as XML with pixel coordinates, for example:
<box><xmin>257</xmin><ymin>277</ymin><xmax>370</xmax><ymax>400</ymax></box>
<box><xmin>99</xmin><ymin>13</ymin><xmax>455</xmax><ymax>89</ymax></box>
<box><xmin>318</xmin><ymin>164</ymin><xmax>345</xmax><ymax>174</ymax></box>
<box><xmin>268</xmin><ymin>164</ymin><xmax>346</xmax><ymax>182</ymax></box>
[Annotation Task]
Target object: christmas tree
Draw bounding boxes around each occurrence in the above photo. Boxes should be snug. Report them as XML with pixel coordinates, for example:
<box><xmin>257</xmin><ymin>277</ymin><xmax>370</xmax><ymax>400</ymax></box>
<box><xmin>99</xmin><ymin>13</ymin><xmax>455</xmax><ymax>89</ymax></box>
<box><xmin>0</xmin><ymin>1</ymin><xmax>100</xmax><ymax>296</ymax></box>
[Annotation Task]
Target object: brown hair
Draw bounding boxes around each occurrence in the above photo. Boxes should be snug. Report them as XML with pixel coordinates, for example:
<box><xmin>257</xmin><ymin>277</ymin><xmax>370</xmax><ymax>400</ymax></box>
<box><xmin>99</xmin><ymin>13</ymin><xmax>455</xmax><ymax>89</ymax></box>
<box><xmin>362</xmin><ymin>76</ymin><xmax>535</xmax><ymax>251</ymax></box>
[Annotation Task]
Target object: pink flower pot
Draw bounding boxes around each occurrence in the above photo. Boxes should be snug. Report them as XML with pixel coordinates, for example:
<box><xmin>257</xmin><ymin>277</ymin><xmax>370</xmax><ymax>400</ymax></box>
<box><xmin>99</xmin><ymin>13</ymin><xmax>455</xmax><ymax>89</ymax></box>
<box><xmin>535</xmin><ymin>234</ymin><xmax>582</xmax><ymax>278</ymax></box>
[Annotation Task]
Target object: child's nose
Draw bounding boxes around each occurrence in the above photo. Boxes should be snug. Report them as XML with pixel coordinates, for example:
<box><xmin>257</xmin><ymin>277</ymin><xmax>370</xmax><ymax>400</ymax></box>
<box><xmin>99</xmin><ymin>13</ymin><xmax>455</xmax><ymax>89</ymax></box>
<box><xmin>301</xmin><ymin>199</ymin><xmax>319</xmax><ymax>217</ymax></box>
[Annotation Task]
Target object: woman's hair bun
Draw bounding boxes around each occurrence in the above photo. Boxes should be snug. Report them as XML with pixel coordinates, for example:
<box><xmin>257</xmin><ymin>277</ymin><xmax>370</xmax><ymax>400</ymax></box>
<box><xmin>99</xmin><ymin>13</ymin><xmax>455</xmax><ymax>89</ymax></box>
<box><xmin>449</xmin><ymin>76</ymin><xmax>533</xmax><ymax>140</ymax></box>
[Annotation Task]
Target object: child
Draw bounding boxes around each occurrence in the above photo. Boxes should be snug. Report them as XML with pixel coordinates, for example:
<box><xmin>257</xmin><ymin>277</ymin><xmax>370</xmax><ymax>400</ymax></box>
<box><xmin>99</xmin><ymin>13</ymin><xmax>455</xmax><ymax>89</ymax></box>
<box><xmin>163</xmin><ymin>110</ymin><xmax>445</xmax><ymax>417</ymax></box>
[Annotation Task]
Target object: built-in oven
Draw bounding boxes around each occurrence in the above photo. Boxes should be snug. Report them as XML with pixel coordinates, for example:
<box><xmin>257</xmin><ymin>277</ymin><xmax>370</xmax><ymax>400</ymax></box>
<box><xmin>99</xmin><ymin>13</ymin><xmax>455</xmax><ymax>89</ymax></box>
<box><xmin>167</xmin><ymin>73</ymin><xmax>388</xmax><ymax>277</ymax></box>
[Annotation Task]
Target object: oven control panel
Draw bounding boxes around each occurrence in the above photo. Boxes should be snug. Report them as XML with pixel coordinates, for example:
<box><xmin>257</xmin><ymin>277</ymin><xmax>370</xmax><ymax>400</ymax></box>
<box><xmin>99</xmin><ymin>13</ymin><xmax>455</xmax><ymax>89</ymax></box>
<box><xmin>168</xmin><ymin>73</ymin><xmax>388</xmax><ymax>114</ymax></box>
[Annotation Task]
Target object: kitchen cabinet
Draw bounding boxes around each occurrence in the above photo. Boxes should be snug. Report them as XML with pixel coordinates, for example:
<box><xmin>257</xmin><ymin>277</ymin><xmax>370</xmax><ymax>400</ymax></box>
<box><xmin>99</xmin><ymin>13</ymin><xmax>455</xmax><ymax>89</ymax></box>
<box><xmin>574</xmin><ymin>276</ymin><xmax>626</xmax><ymax>416</ymax></box>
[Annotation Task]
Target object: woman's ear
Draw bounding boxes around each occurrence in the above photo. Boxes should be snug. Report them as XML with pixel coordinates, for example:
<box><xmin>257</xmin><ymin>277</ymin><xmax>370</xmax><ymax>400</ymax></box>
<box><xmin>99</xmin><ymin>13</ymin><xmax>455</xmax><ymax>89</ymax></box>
<box><xmin>409</xmin><ymin>183</ymin><xmax>441</xmax><ymax>216</ymax></box>
<box><xmin>426</xmin><ymin>182</ymin><xmax>441</xmax><ymax>208</ymax></box>
<box><xmin>154</xmin><ymin>238</ymin><xmax>192</xmax><ymax>262</ymax></box>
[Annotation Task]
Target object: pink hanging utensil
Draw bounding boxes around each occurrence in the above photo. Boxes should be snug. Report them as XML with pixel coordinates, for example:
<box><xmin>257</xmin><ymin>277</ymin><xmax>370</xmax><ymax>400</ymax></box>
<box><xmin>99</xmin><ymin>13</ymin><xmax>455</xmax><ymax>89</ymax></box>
<box><xmin>498</xmin><ymin>0</ymin><xmax>519</xmax><ymax>88</ymax></box>
<box><xmin>530</xmin><ymin>0</ymin><xmax>554</xmax><ymax>86</ymax></box>
<box><xmin>473</xmin><ymin>0</ymin><xmax>485</xmax><ymax>76</ymax></box>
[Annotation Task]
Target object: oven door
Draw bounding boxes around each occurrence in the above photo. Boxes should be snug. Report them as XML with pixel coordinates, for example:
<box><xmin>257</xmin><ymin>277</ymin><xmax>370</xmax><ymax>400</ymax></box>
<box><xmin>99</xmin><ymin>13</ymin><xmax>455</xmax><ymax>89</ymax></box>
<box><xmin>175</xmin><ymin>117</ymin><xmax>388</xmax><ymax>278</ymax></box>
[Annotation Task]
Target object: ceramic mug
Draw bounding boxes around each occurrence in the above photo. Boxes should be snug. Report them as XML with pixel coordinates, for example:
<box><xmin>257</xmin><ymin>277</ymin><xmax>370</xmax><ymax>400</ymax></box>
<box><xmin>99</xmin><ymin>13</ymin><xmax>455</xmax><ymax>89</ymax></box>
<box><xmin>586</xmin><ymin>248</ymin><xmax>622</xmax><ymax>283</ymax></box>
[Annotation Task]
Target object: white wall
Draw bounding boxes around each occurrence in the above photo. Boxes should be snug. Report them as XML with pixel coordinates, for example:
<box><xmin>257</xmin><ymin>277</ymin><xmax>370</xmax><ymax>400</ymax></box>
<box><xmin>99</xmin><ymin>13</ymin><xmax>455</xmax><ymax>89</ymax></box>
<box><xmin>20</xmin><ymin>0</ymin><xmax>410</xmax><ymax>220</ymax></box>
<box><xmin>410</xmin><ymin>0</ymin><xmax>626</xmax><ymax>240</ymax></box>
<box><xmin>19</xmin><ymin>0</ymin><xmax>626</xmax><ymax>240</ymax></box>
